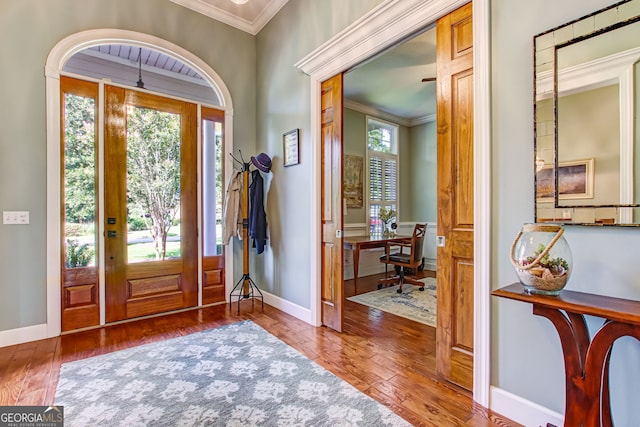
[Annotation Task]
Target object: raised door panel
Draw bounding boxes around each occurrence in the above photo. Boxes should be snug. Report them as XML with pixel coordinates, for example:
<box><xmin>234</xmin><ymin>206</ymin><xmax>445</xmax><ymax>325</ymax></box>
<box><xmin>203</xmin><ymin>256</ymin><xmax>225</xmax><ymax>304</ymax></box>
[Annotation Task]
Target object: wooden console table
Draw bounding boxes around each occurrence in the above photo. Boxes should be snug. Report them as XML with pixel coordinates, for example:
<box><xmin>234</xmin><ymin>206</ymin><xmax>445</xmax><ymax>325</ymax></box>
<box><xmin>343</xmin><ymin>235</ymin><xmax>409</xmax><ymax>295</ymax></box>
<box><xmin>492</xmin><ymin>283</ymin><xmax>640</xmax><ymax>427</ymax></box>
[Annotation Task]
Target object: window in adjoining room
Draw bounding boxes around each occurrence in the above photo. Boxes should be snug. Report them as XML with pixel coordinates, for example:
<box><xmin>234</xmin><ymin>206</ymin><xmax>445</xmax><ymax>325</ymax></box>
<box><xmin>367</xmin><ymin>117</ymin><xmax>398</xmax><ymax>234</ymax></box>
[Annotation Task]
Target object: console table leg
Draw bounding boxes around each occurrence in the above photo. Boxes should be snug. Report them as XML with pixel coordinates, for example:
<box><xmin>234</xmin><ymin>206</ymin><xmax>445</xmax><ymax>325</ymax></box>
<box><xmin>533</xmin><ymin>307</ymin><xmax>640</xmax><ymax>427</ymax></box>
<box><xmin>533</xmin><ymin>305</ymin><xmax>590</xmax><ymax>426</ymax></box>
<box><xmin>601</xmin><ymin>350</ymin><xmax>613</xmax><ymax>427</ymax></box>
<box><xmin>584</xmin><ymin>321</ymin><xmax>640</xmax><ymax>427</ymax></box>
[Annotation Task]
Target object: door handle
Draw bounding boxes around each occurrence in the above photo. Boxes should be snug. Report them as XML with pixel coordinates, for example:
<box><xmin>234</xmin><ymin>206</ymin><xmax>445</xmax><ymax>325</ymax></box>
<box><xmin>107</xmin><ymin>230</ymin><xmax>117</xmax><ymax>238</ymax></box>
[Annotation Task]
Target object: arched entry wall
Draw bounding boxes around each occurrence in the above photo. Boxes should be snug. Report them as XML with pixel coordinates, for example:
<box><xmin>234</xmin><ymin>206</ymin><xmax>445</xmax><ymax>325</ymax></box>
<box><xmin>44</xmin><ymin>29</ymin><xmax>235</xmax><ymax>337</ymax></box>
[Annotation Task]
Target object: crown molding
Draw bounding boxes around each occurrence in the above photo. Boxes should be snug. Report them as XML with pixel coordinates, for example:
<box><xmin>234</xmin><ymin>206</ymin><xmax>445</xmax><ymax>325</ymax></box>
<box><xmin>344</xmin><ymin>99</ymin><xmax>409</xmax><ymax>126</ymax></box>
<box><xmin>536</xmin><ymin>47</ymin><xmax>640</xmax><ymax>99</ymax></box>
<box><xmin>409</xmin><ymin>114</ymin><xmax>436</xmax><ymax>127</ymax></box>
<box><xmin>344</xmin><ymin>99</ymin><xmax>435</xmax><ymax>127</ymax></box>
<box><xmin>295</xmin><ymin>0</ymin><xmax>468</xmax><ymax>81</ymax></box>
<box><xmin>170</xmin><ymin>0</ymin><xmax>289</xmax><ymax>35</ymax></box>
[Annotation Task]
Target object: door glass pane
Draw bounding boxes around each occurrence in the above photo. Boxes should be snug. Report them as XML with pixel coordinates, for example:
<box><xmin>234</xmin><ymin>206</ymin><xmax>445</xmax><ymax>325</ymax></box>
<box><xmin>203</xmin><ymin>118</ymin><xmax>223</xmax><ymax>256</ymax></box>
<box><xmin>126</xmin><ymin>105</ymin><xmax>182</xmax><ymax>263</ymax></box>
<box><xmin>64</xmin><ymin>93</ymin><xmax>96</xmax><ymax>268</ymax></box>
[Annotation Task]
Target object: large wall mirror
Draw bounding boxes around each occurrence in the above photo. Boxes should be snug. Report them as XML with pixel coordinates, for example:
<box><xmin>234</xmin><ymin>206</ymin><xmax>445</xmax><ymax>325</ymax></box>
<box><xmin>534</xmin><ymin>0</ymin><xmax>640</xmax><ymax>225</ymax></box>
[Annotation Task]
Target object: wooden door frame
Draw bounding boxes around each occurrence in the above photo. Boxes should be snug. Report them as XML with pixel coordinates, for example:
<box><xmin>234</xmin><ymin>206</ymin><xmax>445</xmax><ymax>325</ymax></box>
<box><xmin>295</xmin><ymin>0</ymin><xmax>491</xmax><ymax>406</ymax></box>
<box><xmin>44</xmin><ymin>30</ymin><xmax>235</xmax><ymax>339</ymax></box>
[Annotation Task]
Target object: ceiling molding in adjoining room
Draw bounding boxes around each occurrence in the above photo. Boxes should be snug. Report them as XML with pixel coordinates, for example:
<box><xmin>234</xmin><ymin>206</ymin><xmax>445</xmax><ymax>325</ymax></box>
<box><xmin>170</xmin><ymin>0</ymin><xmax>289</xmax><ymax>35</ymax></box>
<box><xmin>344</xmin><ymin>99</ymin><xmax>435</xmax><ymax>128</ymax></box>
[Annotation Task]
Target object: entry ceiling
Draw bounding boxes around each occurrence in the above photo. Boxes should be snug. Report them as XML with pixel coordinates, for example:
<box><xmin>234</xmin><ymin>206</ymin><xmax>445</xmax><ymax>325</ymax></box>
<box><xmin>169</xmin><ymin>0</ymin><xmax>289</xmax><ymax>35</ymax></box>
<box><xmin>70</xmin><ymin>1</ymin><xmax>437</xmax><ymax>124</ymax></box>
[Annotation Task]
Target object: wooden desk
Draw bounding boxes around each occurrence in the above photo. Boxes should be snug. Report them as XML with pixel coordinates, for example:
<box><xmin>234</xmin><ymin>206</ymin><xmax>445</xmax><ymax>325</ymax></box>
<box><xmin>492</xmin><ymin>283</ymin><xmax>640</xmax><ymax>427</ymax></box>
<box><xmin>343</xmin><ymin>234</ymin><xmax>409</xmax><ymax>294</ymax></box>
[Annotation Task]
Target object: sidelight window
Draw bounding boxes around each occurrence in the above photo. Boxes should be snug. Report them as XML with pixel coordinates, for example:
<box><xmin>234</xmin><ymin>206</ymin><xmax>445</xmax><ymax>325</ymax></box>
<box><xmin>63</xmin><ymin>86</ymin><xmax>98</xmax><ymax>269</ymax></box>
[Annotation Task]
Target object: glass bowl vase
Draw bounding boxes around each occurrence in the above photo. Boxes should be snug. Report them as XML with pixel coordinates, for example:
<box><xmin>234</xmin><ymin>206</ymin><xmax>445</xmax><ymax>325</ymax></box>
<box><xmin>510</xmin><ymin>223</ymin><xmax>572</xmax><ymax>295</ymax></box>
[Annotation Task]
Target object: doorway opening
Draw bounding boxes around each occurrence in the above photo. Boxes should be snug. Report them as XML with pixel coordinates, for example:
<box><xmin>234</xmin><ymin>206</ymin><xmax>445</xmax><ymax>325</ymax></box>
<box><xmin>295</xmin><ymin>0</ymin><xmax>490</xmax><ymax>404</ymax></box>
<box><xmin>342</xmin><ymin>26</ymin><xmax>438</xmax><ymax>305</ymax></box>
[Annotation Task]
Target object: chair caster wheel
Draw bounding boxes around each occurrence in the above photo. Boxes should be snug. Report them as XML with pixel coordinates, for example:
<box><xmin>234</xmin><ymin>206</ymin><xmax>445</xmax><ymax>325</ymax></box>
<box><xmin>377</xmin><ymin>284</ymin><xmax>383</xmax><ymax>289</ymax></box>
<box><xmin>419</xmin><ymin>287</ymin><xmax>425</xmax><ymax>291</ymax></box>
<box><xmin>397</xmin><ymin>288</ymin><xmax>402</xmax><ymax>293</ymax></box>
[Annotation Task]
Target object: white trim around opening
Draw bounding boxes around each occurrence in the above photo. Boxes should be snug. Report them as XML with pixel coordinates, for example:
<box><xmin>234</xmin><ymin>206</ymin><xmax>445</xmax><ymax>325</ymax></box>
<box><xmin>294</xmin><ymin>0</ymin><xmax>491</xmax><ymax>408</ymax></box>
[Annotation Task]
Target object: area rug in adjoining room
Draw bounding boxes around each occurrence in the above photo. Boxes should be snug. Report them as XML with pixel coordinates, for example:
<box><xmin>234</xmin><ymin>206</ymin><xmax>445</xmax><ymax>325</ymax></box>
<box><xmin>54</xmin><ymin>320</ymin><xmax>411</xmax><ymax>427</ymax></box>
<box><xmin>347</xmin><ymin>277</ymin><xmax>437</xmax><ymax>327</ymax></box>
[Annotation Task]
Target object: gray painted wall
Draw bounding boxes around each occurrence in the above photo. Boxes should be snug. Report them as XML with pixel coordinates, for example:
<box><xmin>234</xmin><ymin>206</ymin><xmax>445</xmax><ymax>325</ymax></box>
<box><xmin>254</xmin><ymin>0</ymin><xmax>384</xmax><ymax>307</ymax></box>
<box><xmin>0</xmin><ymin>0</ymin><xmax>256</xmax><ymax>330</ymax></box>
<box><xmin>406</xmin><ymin>122</ymin><xmax>437</xmax><ymax>223</ymax></box>
<box><xmin>493</xmin><ymin>0</ymin><xmax>640</xmax><ymax>424</ymax></box>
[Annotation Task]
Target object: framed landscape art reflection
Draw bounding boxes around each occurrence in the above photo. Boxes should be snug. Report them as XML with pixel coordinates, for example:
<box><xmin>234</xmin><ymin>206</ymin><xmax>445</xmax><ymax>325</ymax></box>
<box><xmin>536</xmin><ymin>158</ymin><xmax>594</xmax><ymax>203</ymax></box>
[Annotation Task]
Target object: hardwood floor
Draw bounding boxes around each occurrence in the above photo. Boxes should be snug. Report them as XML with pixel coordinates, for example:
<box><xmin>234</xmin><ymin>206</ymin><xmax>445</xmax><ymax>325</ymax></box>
<box><xmin>0</xmin><ymin>272</ymin><xmax>520</xmax><ymax>427</ymax></box>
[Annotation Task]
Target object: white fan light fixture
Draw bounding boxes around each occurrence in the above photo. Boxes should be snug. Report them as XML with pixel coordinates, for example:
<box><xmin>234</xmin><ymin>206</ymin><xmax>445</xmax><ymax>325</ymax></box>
<box><xmin>230</xmin><ymin>0</ymin><xmax>249</xmax><ymax>4</ymax></box>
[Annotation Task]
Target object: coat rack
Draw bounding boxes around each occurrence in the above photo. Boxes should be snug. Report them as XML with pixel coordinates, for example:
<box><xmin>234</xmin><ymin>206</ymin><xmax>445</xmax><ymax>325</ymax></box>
<box><xmin>229</xmin><ymin>151</ymin><xmax>264</xmax><ymax>313</ymax></box>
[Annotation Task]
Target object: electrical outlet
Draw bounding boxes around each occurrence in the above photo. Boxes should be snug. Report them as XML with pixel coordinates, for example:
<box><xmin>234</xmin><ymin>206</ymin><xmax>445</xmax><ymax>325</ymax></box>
<box><xmin>3</xmin><ymin>211</ymin><xmax>29</xmax><ymax>225</ymax></box>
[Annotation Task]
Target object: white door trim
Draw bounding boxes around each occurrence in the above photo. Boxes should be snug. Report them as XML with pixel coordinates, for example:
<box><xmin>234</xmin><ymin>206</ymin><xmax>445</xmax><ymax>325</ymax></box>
<box><xmin>44</xmin><ymin>29</ymin><xmax>234</xmax><ymax>338</ymax></box>
<box><xmin>295</xmin><ymin>0</ymin><xmax>491</xmax><ymax>406</ymax></box>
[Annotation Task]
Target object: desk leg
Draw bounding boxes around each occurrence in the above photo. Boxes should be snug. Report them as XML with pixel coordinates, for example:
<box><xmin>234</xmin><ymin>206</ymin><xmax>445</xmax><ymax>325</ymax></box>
<box><xmin>353</xmin><ymin>246</ymin><xmax>360</xmax><ymax>295</ymax></box>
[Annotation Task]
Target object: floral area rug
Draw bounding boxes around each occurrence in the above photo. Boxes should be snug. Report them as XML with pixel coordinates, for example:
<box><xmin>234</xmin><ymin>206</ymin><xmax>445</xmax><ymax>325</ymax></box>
<box><xmin>347</xmin><ymin>277</ymin><xmax>437</xmax><ymax>327</ymax></box>
<box><xmin>54</xmin><ymin>320</ymin><xmax>411</xmax><ymax>427</ymax></box>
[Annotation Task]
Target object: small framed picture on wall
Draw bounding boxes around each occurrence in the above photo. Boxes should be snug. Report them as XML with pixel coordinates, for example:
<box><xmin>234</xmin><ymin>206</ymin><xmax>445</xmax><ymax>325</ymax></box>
<box><xmin>283</xmin><ymin>129</ymin><xmax>300</xmax><ymax>167</ymax></box>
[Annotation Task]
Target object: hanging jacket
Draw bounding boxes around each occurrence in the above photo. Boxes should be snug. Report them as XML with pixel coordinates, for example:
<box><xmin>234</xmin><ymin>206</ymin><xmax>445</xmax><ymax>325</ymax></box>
<box><xmin>222</xmin><ymin>170</ymin><xmax>242</xmax><ymax>245</ymax></box>
<box><xmin>249</xmin><ymin>169</ymin><xmax>267</xmax><ymax>254</ymax></box>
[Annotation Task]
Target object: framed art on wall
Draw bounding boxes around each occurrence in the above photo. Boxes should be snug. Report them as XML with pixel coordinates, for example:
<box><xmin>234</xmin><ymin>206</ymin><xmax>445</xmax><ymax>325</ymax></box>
<box><xmin>344</xmin><ymin>154</ymin><xmax>363</xmax><ymax>208</ymax></box>
<box><xmin>283</xmin><ymin>129</ymin><xmax>300</xmax><ymax>167</ymax></box>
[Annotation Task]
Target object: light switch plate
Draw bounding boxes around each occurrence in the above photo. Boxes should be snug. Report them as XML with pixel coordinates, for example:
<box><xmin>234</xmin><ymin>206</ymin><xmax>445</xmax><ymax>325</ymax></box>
<box><xmin>3</xmin><ymin>211</ymin><xmax>29</xmax><ymax>224</ymax></box>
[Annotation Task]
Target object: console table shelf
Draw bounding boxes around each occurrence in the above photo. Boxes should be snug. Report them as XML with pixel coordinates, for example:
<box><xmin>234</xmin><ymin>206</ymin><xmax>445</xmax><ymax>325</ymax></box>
<box><xmin>492</xmin><ymin>283</ymin><xmax>640</xmax><ymax>427</ymax></box>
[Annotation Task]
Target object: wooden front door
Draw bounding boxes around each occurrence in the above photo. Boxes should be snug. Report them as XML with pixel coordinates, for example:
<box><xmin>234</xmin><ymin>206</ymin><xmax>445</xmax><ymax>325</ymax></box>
<box><xmin>436</xmin><ymin>2</ymin><xmax>475</xmax><ymax>391</ymax></box>
<box><xmin>320</xmin><ymin>74</ymin><xmax>344</xmax><ymax>332</ymax></box>
<box><xmin>104</xmin><ymin>85</ymin><xmax>198</xmax><ymax>323</ymax></box>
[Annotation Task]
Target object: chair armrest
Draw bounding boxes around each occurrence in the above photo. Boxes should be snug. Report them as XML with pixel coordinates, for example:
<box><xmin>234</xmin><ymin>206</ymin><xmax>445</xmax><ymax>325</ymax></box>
<box><xmin>385</xmin><ymin>241</ymin><xmax>411</xmax><ymax>255</ymax></box>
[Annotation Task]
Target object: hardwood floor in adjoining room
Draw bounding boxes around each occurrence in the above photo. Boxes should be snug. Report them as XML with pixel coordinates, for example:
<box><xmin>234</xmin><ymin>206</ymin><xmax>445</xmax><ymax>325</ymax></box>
<box><xmin>0</xmin><ymin>277</ymin><xmax>519</xmax><ymax>427</ymax></box>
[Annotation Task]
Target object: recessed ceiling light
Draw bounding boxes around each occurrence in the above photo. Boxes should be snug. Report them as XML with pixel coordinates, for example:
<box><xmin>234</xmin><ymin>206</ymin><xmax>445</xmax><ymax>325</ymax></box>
<box><xmin>230</xmin><ymin>0</ymin><xmax>249</xmax><ymax>4</ymax></box>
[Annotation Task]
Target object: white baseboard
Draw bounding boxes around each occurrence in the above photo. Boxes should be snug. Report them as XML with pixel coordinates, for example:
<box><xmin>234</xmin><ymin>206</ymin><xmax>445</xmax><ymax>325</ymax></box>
<box><xmin>490</xmin><ymin>386</ymin><xmax>563</xmax><ymax>427</ymax></box>
<box><xmin>0</xmin><ymin>323</ymin><xmax>49</xmax><ymax>348</ymax></box>
<box><xmin>261</xmin><ymin>290</ymin><xmax>315</xmax><ymax>326</ymax></box>
<box><xmin>423</xmin><ymin>258</ymin><xmax>436</xmax><ymax>271</ymax></box>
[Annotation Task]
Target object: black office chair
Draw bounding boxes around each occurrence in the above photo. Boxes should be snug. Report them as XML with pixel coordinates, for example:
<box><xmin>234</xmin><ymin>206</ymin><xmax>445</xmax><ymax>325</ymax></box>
<box><xmin>378</xmin><ymin>223</ymin><xmax>427</xmax><ymax>293</ymax></box>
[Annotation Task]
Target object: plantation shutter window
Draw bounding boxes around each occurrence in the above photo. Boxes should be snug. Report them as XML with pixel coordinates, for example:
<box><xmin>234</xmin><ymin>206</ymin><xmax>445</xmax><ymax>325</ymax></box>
<box><xmin>369</xmin><ymin>156</ymin><xmax>382</xmax><ymax>201</ymax></box>
<box><xmin>366</xmin><ymin>117</ymin><xmax>399</xmax><ymax>234</ymax></box>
